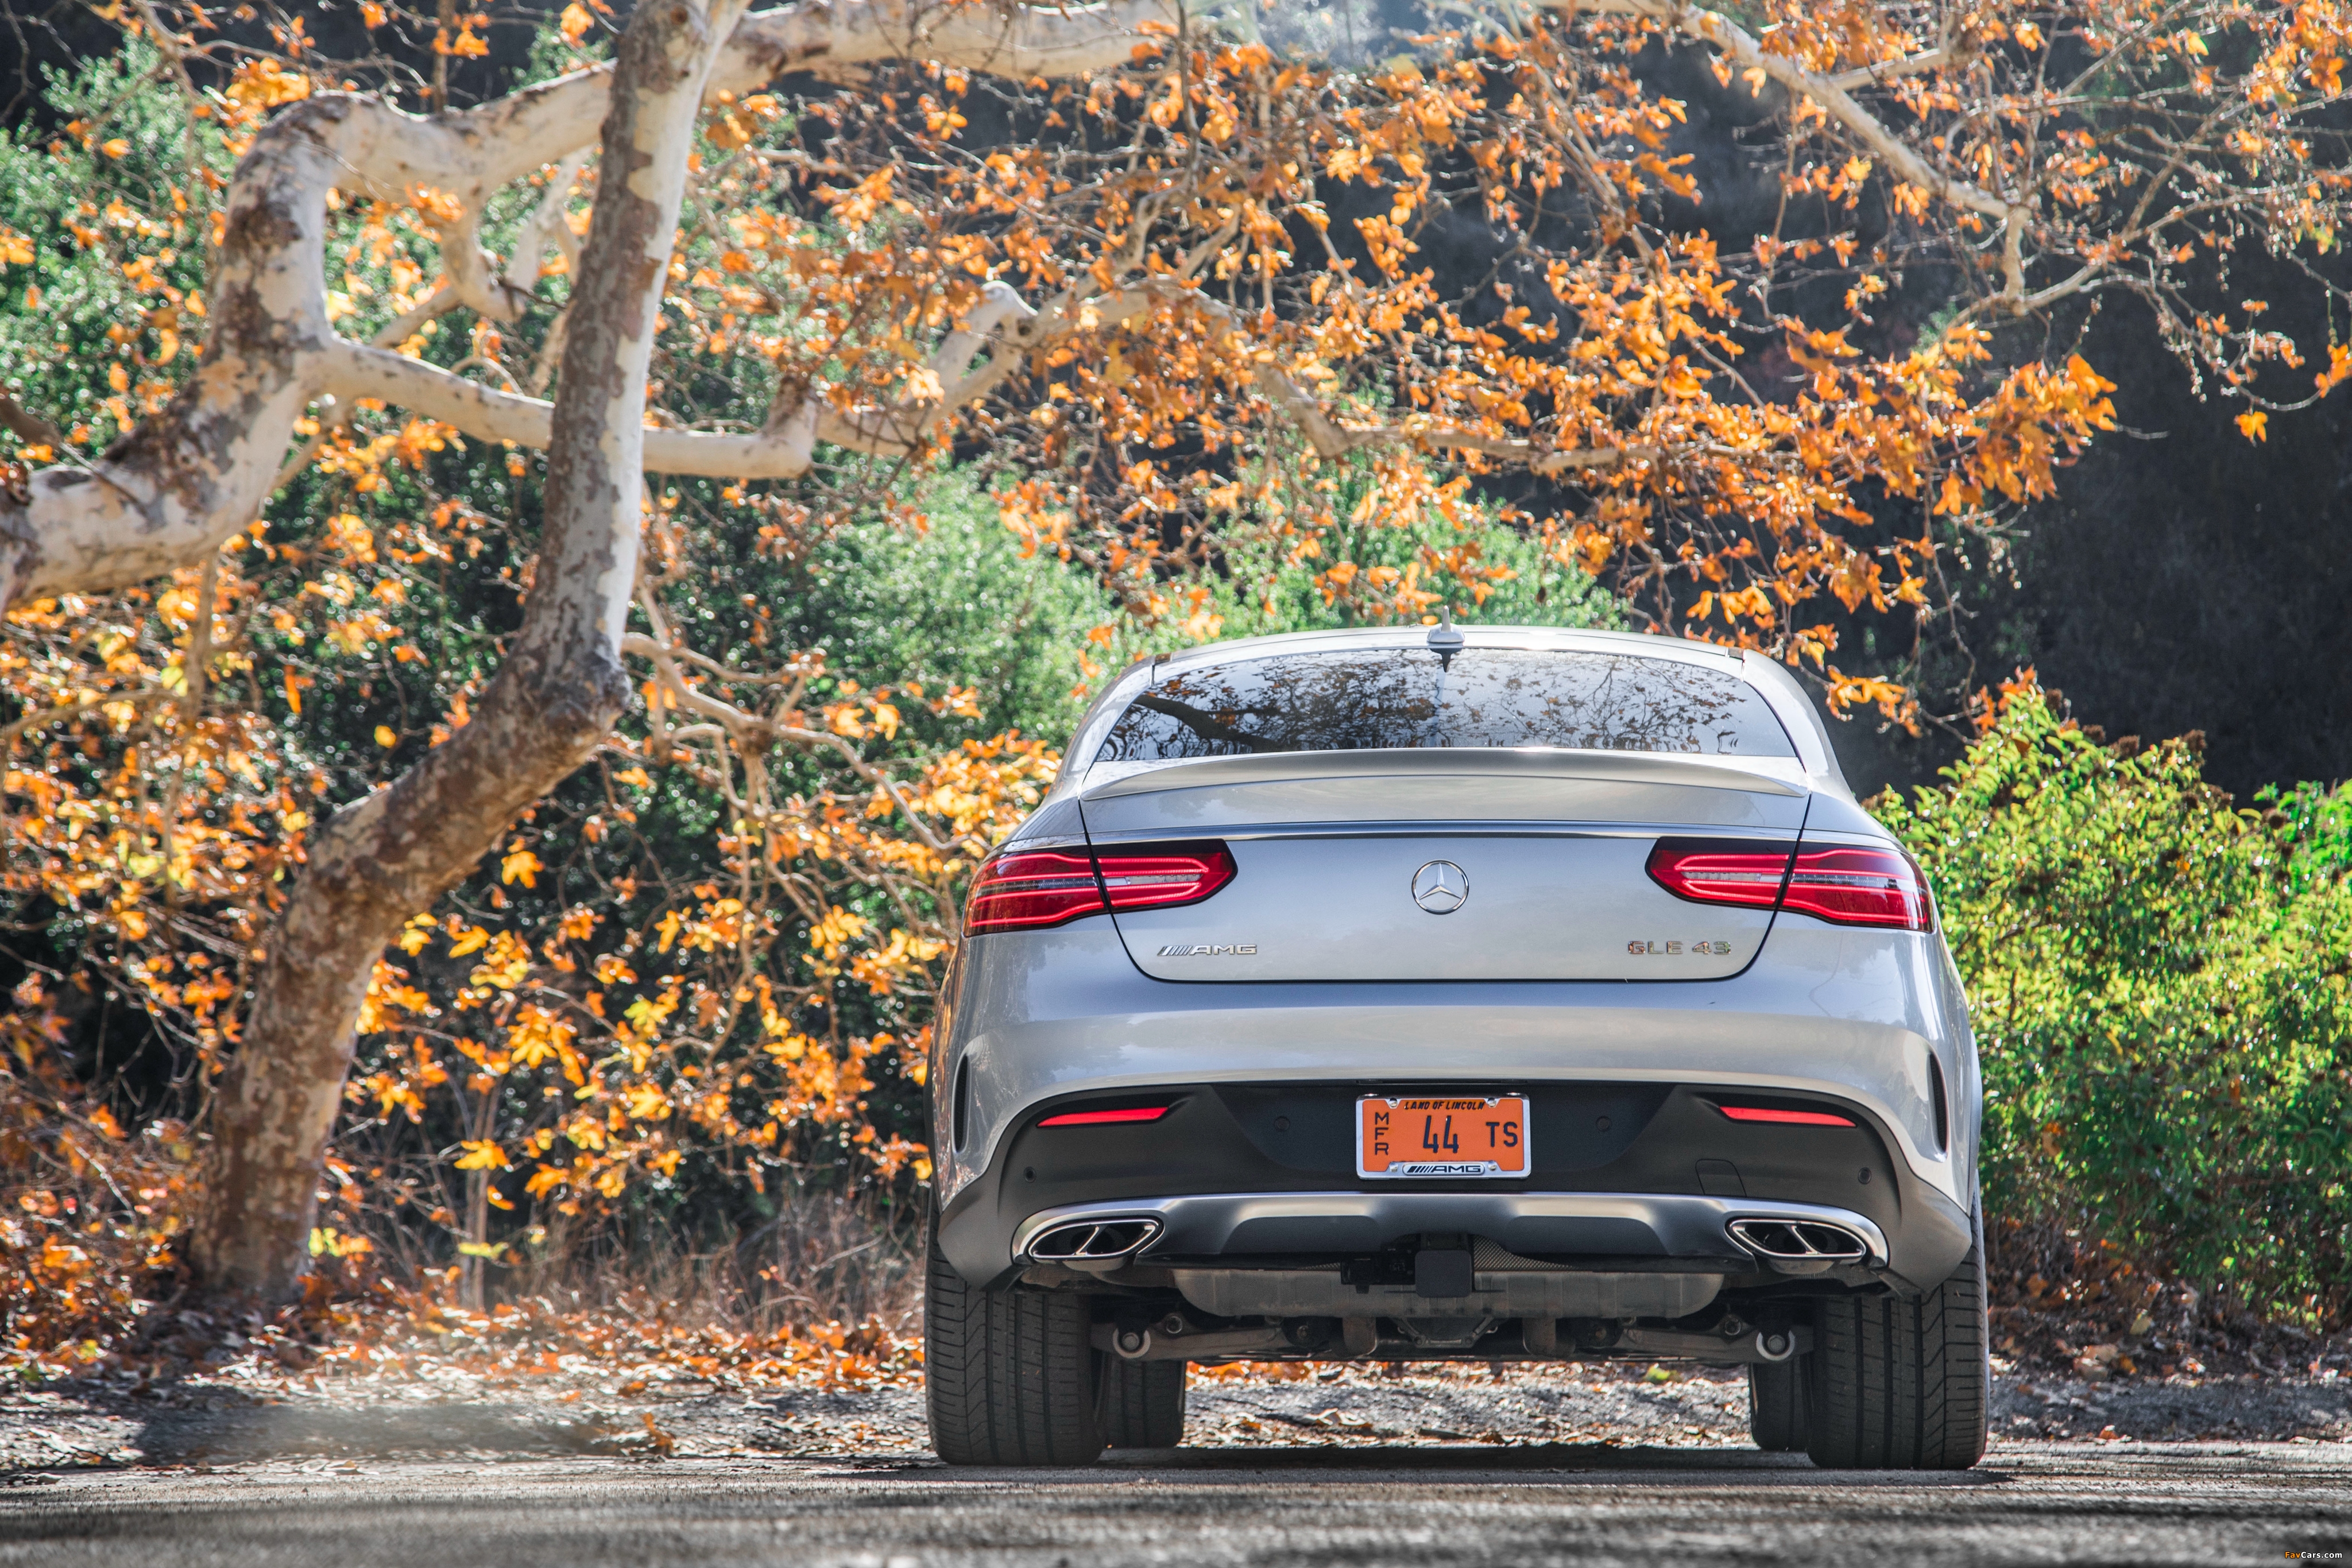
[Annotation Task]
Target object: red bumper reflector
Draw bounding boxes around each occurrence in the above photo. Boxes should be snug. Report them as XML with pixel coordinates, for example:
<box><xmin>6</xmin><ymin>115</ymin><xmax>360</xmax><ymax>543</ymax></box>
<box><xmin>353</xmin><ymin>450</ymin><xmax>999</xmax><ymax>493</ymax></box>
<box><xmin>1038</xmin><ymin>1106</ymin><xmax>1170</xmax><ymax>1127</ymax></box>
<box><xmin>1717</xmin><ymin>1104</ymin><xmax>1856</xmax><ymax>1127</ymax></box>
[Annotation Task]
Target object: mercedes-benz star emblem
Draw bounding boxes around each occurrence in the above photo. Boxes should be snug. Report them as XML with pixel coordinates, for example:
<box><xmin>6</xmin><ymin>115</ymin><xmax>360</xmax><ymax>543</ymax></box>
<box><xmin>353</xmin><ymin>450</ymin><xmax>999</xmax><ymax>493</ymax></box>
<box><xmin>1411</xmin><ymin>860</ymin><xmax>1469</xmax><ymax>915</ymax></box>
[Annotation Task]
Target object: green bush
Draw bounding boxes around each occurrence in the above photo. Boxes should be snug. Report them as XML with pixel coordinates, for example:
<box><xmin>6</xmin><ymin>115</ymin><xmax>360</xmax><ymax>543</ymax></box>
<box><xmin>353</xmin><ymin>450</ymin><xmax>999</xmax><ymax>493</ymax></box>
<box><xmin>788</xmin><ymin>474</ymin><xmax>1133</xmax><ymax>748</ymax></box>
<box><xmin>1205</xmin><ymin>498</ymin><xmax>1624</xmax><ymax>640</ymax></box>
<box><xmin>1874</xmin><ymin>695</ymin><xmax>2352</xmax><ymax>1319</ymax></box>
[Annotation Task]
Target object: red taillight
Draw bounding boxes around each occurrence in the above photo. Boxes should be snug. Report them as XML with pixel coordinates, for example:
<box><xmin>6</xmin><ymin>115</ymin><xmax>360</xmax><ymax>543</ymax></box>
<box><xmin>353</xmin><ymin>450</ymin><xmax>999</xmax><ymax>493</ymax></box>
<box><xmin>1094</xmin><ymin>842</ymin><xmax>1235</xmax><ymax>913</ymax></box>
<box><xmin>1644</xmin><ymin>840</ymin><xmax>1793</xmax><ymax>909</ymax></box>
<box><xmin>1779</xmin><ymin>846</ymin><xmax>1934</xmax><ymax>931</ymax></box>
<box><xmin>1038</xmin><ymin>1105</ymin><xmax>1171</xmax><ymax>1127</ymax></box>
<box><xmin>1716</xmin><ymin>1103</ymin><xmax>1856</xmax><ymax>1127</ymax></box>
<box><xmin>964</xmin><ymin>841</ymin><xmax>1236</xmax><ymax>935</ymax></box>
<box><xmin>1647</xmin><ymin>838</ymin><xmax>1933</xmax><ymax>932</ymax></box>
<box><xmin>965</xmin><ymin>850</ymin><xmax>1107</xmax><ymax>934</ymax></box>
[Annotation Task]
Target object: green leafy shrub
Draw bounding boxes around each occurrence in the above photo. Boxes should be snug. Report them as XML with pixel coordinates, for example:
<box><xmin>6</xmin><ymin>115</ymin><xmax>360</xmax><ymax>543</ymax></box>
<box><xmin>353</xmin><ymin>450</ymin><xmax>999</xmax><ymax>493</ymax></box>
<box><xmin>788</xmin><ymin>474</ymin><xmax>1134</xmax><ymax>748</ymax></box>
<box><xmin>1874</xmin><ymin>695</ymin><xmax>2352</xmax><ymax>1319</ymax></box>
<box><xmin>1205</xmin><ymin>494</ymin><xmax>1624</xmax><ymax>640</ymax></box>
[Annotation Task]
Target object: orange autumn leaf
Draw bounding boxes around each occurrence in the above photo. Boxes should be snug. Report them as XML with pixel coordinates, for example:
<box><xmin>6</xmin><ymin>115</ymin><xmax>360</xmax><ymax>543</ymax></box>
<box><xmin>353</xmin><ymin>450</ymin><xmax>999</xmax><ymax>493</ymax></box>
<box><xmin>454</xmin><ymin>1139</ymin><xmax>512</xmax><ymax>1171</ymax></box>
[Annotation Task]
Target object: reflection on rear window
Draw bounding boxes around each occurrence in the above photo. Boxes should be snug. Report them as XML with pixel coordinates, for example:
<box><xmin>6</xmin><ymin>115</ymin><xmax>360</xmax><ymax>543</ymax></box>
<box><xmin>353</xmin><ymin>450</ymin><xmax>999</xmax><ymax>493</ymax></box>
<box><xmin>1096</xmin><ymin>649</ymin><xmax>1795</xmax><ymax>761</ymax></box>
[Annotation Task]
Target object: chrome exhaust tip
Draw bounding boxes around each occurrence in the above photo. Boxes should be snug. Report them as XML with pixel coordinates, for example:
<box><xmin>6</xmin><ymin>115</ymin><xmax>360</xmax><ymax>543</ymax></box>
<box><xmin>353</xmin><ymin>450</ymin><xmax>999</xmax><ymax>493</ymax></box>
<box><xmin>1727</xmin><ymin>1217</ymin><xmax>1870</xmax><ymax>1269</ymax></box>
<box><xmin>1024</xmin><ymin>1217</ymin><xmax>1162</xmax><ymax>1272</ymax></box>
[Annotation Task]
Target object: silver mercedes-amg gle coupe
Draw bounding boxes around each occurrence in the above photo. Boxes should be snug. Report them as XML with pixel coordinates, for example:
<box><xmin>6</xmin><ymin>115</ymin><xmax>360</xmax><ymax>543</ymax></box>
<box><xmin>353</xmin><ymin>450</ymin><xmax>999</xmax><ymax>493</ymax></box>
<box><xmin>923</xmin><ymin>624</ymin><xmax>1986</xmax><ymax>1469</ymax></box>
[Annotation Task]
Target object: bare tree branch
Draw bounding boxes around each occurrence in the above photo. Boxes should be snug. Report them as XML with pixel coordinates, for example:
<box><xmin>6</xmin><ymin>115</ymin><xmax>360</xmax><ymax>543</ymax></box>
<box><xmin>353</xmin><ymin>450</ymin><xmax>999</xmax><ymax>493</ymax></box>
<box><xmin>0</xmin><ymin>391</ymin><xmax>61</xmax><ymax>450</ymax></box>
<box><xmin>1584</xmin><ymin>1</ymin><xmax>2028</xmax><ymax>297</ymax></box>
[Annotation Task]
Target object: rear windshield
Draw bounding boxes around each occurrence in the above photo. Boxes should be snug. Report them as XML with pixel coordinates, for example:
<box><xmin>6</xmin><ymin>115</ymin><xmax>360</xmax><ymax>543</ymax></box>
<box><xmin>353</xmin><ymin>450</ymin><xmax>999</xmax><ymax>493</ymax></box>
<box><xmin>1095</xmin><ymin>648</ymin><xmax>1796</xmax><ymax>762</ymax></box>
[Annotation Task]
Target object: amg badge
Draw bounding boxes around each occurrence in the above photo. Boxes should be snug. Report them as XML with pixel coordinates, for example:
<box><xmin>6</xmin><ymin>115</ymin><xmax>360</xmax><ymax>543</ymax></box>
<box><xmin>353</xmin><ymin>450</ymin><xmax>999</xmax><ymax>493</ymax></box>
<box><xmin>1158</xmin><ymin>943</ymin><xmax>1258</xmax><ymax>957</ymax></box>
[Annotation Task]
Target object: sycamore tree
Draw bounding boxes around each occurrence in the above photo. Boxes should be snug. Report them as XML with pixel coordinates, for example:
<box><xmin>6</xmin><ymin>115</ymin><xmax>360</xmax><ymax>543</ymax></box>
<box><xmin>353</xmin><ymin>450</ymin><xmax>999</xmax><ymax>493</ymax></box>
<box><xmin>5</xmin><ymin>0</ymin><xmax>2352</xmax><ymax>1303</ymax></box>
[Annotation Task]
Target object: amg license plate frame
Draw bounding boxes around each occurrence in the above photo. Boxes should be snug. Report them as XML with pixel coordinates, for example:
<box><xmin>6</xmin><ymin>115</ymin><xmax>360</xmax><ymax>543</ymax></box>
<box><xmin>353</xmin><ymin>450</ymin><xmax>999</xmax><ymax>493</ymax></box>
<box><xmin>1356</xmin><ymin>1094</ymin><xmax>1530</xmax><ymax>1179</ymax></box>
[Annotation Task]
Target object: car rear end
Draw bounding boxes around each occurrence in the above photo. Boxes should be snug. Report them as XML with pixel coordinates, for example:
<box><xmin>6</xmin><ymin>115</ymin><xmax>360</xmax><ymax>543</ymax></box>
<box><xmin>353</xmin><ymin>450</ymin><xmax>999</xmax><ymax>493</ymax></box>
<box><xmin>923</xmin><ymin>627</ymin><xmax>1986</xmax><ymax>1470</ymax></box>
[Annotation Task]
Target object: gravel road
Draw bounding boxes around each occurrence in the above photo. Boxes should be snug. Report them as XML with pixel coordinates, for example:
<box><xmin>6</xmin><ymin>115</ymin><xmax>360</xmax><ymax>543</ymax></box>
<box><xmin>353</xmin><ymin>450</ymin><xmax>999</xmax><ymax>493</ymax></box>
<box><xmin>5</xmin><ymin>1441</ymin><xmax>2350</xmax><ymax>1567</ymax></box>
<box><xmin>5</xmin><ymin>1361</ymin><xmax>2351</xmax><ymax>1565</ymax></box>
<box><xmin>5</xmin><ymin>1357</ymin><xmax>2349</xmax><ymax>1466</ymax></box>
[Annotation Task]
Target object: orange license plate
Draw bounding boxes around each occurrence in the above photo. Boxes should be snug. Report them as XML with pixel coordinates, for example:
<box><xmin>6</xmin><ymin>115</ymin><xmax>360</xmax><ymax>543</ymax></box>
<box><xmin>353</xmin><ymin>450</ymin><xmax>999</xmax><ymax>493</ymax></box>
<box><xmin>1357</xmin><ymin>1095</ymin><xmax>1530</xmax><ymax>1179</ymax></box>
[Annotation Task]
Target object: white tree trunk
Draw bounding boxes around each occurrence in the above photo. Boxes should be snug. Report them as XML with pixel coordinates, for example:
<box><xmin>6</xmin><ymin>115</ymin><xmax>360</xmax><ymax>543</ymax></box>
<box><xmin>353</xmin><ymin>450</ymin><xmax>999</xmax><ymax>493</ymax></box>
<box><xmin>187</xmin><ymin>0</ymin><xmax>747</xmax><ymax>1300</ymax></box>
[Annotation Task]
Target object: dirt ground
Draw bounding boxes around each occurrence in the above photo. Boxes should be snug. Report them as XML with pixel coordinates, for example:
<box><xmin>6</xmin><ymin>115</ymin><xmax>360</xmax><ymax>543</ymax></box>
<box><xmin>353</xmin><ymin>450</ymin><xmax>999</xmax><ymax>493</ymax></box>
<box><xmin>8</xmin><ymin>1347</ymin><xmax>2350</xmax><ymax>1568</ymax></box>
<box><xmin>3</xmin><ymin>1354</ymin><xmax>2347</xmax><ymax>1471</ymax></box>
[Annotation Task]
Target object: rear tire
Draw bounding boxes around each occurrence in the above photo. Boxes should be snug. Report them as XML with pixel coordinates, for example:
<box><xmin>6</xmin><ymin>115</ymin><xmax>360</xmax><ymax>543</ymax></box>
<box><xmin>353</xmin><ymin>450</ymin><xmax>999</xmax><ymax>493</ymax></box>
<box><xmin>1748</xmin><ymin>1354</ymin><xmax>1811</xmax><ymax>1452</ymax></box>
<box><xmin>924</xmin><ymin>1221</ymin><xmax>1106</xmax><ymax>1466</ymax></box>
<box><xmin>1804</xmin><ymin>1241</ymin><xmax>1989</xmax><ymax>1470</ymax></box>
<box><xmin>1101</xmin><ymin>1357</ymin><xmax>1187</xmax><ymax>1449</ymax></box>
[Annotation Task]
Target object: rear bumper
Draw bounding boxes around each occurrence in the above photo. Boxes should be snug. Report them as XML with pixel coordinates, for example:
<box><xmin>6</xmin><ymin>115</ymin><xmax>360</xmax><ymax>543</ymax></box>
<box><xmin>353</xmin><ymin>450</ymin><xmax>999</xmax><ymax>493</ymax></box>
<box><xmin>999</xmin><ymin>1191</ymin><xmax>1905</xmax><ymax>1323</ymax></box>
<box><xmin>1005</xmin><ymin>1191</ymin><xmax>1891</xmax><ymax>1268</ymax></box>
<box><xmin>933</xmin><ymin>1075</ymin><xmax>1975</xmax><ymax>1296</ymax></box>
